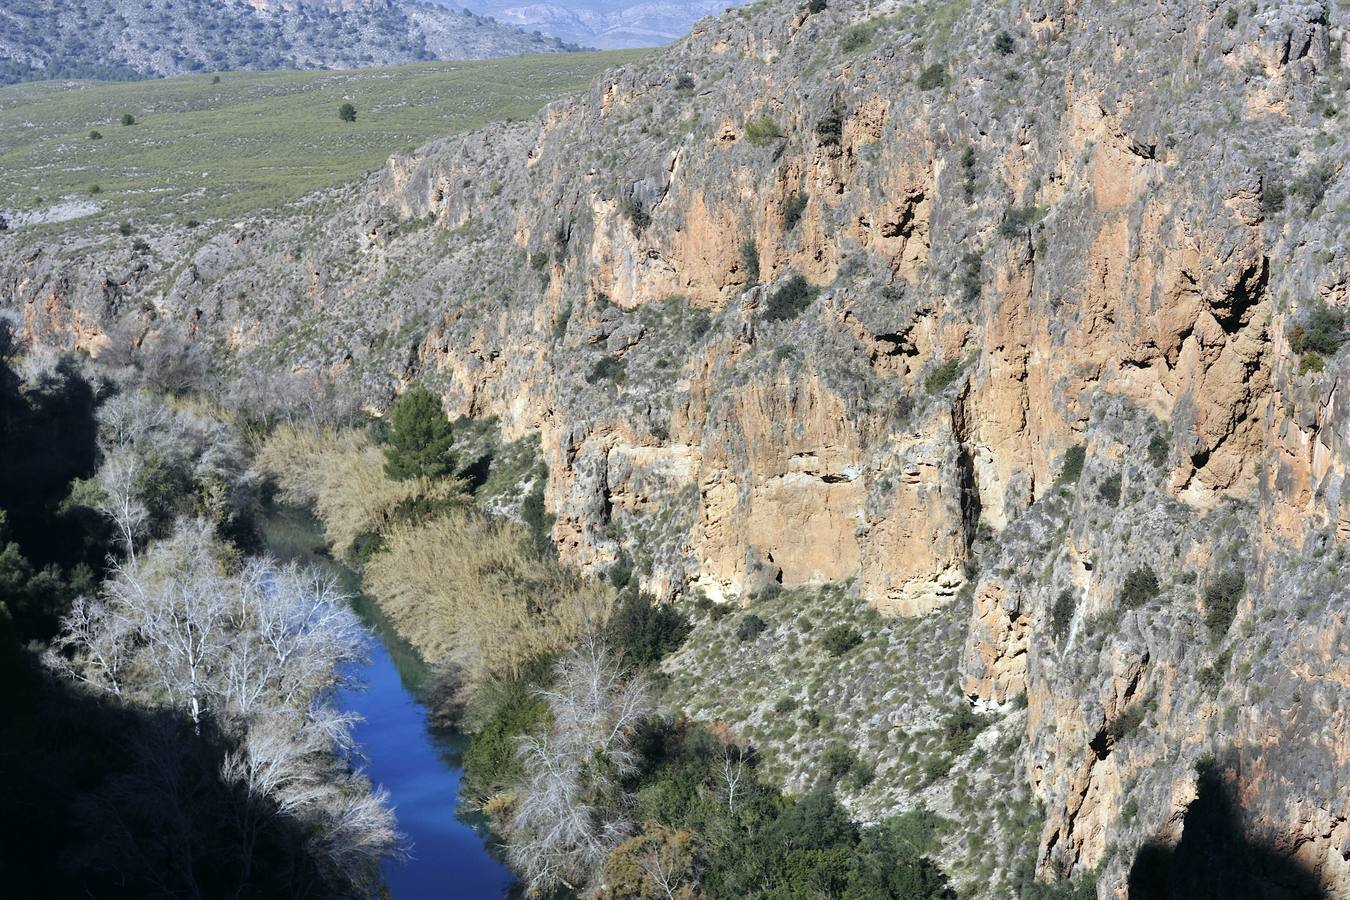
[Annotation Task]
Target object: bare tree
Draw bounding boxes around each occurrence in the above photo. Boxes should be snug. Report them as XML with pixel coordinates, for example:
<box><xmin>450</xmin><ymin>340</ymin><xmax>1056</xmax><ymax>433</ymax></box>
<box><xmin>46</xmin><ymin>594</ymin><xmax>133</xmax><ymax>698</ymax></box>
<box><xmin>94</xmin><ymin>446</ymin><xmax>151</xmax><ymax>561</ymax></box>
<box><xmin>49</xmin><ymin>519</ymin><xmax>399</xmax><ymax>889</ymax></box>
<box><xmin>509</xmin><ymin>639</ymin><xmax>652</xmax><ymax>895</ymax></box>
<box><xmin>537</xmin><ymin>637</ymin><xmax>652</xmax><ymax>771</ymax></box>
<box><xmin>717</xmin><ymin>741</ymin><xmax>748</xmax><ymax>814</ymax></box>
<box><xmin>82</xmin><ymin>388</ymin><xmax>259</xmax><ymax>546</ymax></box>
<box><xmin>636</xmin><ymin>828</ymin><xmax>700</xmax><ymax>900</ymax></box>
<box><xmin>100</xmin><ymin>321</ymin><xmax>209</xmax><ymax>395</ymax></box>
<box><xmin>100</xmin><ymin>519</ymin><xmax>230</xmax><ymax>726</ymax></box>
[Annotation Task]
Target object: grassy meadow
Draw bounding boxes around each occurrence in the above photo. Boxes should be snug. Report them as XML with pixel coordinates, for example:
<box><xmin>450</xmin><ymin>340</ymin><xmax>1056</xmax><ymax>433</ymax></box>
<box><xmin>0</xmin><ymin>51</ymin><xmax>646</xmax><ymax>229</ymax></box>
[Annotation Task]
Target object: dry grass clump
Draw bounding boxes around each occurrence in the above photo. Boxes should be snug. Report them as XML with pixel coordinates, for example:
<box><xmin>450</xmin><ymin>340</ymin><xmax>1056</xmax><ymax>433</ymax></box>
<box><xmin>366</xmin><ymin>513</ymin><xmax>612</xmax><ymax>680</ymax></box>
<box><xmin>256</xmin><ymin>425</ymin><xmax>460</xmax><ymax>558</ymax></box>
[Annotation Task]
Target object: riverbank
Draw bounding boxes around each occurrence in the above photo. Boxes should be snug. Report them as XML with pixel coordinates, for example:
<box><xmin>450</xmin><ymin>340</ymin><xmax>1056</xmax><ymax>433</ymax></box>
<box><xmin>261</xmin><ymin>503</ymin><xmax>515</xmax><ymax>898</ymax></box>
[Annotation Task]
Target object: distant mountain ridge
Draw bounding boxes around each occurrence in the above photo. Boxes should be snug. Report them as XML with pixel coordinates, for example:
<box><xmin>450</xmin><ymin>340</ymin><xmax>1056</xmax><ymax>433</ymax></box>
<box><xmin>457</xmin><ymin>1</ymin><xmax>745</xmax><ymax>49</ymax></box>
<box><xmin>0</xmin><ymin>0</ymin><xmax>576</xmax><ymax>86</ymax></box>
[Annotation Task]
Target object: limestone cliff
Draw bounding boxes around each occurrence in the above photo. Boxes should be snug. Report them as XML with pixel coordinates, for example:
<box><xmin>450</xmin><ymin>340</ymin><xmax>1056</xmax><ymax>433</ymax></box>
<box><xmin>4</xmin><ymin>0</ymin><xmax>1349</xmax><ymax>896</ymax></box>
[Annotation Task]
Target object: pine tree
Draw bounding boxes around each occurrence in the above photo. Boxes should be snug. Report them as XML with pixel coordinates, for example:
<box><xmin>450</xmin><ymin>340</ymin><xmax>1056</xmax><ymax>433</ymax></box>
<box><xmin>382</xmin><ymin>386</ymin><xmax>453</xmax><ymax>481</ymax></box>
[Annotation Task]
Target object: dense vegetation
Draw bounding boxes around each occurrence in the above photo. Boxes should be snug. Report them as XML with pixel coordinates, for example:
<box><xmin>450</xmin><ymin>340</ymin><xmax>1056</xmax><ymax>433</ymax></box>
<box><xmin>461</xmin><ymin>637</ymin><xmax>957</xmax><ymax>899</ymax></box>
<box><xmin>0</xmin><ymin>320</ymin><xmax>397</xmax><ymax>897</ymax></box>
<box><xmin>437</xmin><ymin>552</ymin><xmax>962</xmax><ymax>897</ymax></box>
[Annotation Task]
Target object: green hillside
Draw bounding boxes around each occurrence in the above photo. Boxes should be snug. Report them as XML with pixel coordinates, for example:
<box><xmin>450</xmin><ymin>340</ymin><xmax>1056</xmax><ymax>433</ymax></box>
<box><xmin>0</xmin><ymin>51</ymin><xmax>645</xmax><ymax>230</ymax></box>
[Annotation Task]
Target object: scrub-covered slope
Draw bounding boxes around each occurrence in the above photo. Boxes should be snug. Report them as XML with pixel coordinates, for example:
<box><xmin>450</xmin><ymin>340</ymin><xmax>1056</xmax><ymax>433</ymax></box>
<box><xmin>0</xmin><ymin>0</ymin><xmax>573</xmax><ymax>85</ymax></box>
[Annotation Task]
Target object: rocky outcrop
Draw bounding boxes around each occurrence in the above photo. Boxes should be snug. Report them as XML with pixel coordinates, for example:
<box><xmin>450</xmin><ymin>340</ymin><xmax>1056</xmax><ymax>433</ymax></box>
<box><xmin>3</xmin><ymin>0</ymin><xmax>1348</xmax><ymax>896</ymax></box>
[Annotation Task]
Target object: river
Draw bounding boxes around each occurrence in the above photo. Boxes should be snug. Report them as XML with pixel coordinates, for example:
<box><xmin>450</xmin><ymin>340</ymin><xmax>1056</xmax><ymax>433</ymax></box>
<box><xmin>263</xmin><ymin>506</ymin><xmax>515</xmax><ymax>899</ymax></box>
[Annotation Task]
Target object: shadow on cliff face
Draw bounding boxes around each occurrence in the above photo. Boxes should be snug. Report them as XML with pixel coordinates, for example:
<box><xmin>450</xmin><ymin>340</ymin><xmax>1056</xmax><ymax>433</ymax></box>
<box><xmin>1128</xmin><ymin>760</ymin><xmax>1327</xmax><ymax>900</ymax></box>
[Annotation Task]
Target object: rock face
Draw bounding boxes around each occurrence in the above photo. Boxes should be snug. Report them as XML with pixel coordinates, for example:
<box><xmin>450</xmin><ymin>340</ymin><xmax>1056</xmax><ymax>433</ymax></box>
<box><xmin>3</xmin><ymin>0</ymin><xmax>1349</xmax><ymax>896</ymax></box>
<box><xmin>0</xmin><ymin>0</ymin><xmax>574</xmax><ymax>85</ymax></box>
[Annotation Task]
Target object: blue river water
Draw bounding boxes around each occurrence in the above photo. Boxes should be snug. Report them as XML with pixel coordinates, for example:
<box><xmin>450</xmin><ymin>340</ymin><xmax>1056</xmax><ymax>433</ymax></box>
<box><xmin>263</xmin><ymin>505</ymin><xmax>514</xmax><ymax>898</ymax></box>
<box><xmin>338</xmin><ymin>629</ymin><xmax>515</xmax><ymax>899</ymax></box>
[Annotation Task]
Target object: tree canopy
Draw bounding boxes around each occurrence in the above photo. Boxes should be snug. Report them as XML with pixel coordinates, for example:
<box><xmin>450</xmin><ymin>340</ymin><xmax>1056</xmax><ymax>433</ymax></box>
<box><xmin>382</xmin><ymin>386</ymin><xmax>454</xmax><ymax>481</ymax></box>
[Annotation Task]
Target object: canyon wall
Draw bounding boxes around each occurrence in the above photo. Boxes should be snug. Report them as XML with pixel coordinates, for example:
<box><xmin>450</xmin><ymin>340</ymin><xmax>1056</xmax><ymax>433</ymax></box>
<box><xmin>4</xmin><ymin>0</ymin><xmax>1348</xmax><ymax>895</ymax></box>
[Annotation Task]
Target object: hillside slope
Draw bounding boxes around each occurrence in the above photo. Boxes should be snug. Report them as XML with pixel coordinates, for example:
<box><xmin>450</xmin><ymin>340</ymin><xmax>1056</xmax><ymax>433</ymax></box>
<box><xmin>460</xmin><ymin>0</ymin><xmax>744</xmax><ymax>49</ymax></box>
<box><xmin>0</xmin><ymin>51</ymin><xmax>644</xmax><ymax>226</ymax></box>
<box><xmin>0</xmin><ymin>0</ymin><xmax>574</xmax><ymax>86</ymax></box>
<box><xmin>3</xmin><ymin>0</ymin><xmax>1349</xmax><ymax>897</ymax></box>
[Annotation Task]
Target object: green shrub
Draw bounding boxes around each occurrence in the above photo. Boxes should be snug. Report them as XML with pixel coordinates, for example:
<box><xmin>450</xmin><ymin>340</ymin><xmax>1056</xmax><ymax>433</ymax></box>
<box><xmin>821</xmin><ymin>624</ymin><xmax>863</xmax><ymax>656</ymax></box>
<box><xmin>120</xmin><ymin>113</ymin><xmax>135</xmax><ymax>126</ymax></box>
<box><xmin>744</xmin><ymin>117</ymin><xmax>784</xmax><ymax>146</ymax></box>
<box><xmin>118</xmin><ymin>221</ymin><xmax>133</xmax><ymax>236</ymax></box>
<box><xmin>1300</xmin><ymin>353</ymin><xmax>1327</xmax><ymax>374</ymax></box>
<box><xmin>815</xmin><ymin>107</ymin><xmax>844</xmax><ymax>146</ymax></box>
<box><xmin>1121</xmin><ymin>567</ymin><xmax>1160</xmax><ymax>608</ymax></box>
<box><xmin>673</xmin><ymin>74</ymin><xmax>695</xmax><ymax>92</ymax></box>
<box><xmin>999</xmin><ymin>205</ymin><xmax>1044</xmax><ymax>239</ymax></box>
<box><xmin>840</xmin><ymin>22</ymin><xmax>877</xmax><ymax>52</ymax></box>
<box><xmin>1147</xmin><ymin>432</ymin><xmax>1170</xmax><ymax>467</ymax></box>
<box><xmin>587</xmin><ymin>355</ymin><xmax>627</xmax><ymax>385</ymax></box>
<box><xmin>821</xmin><ymin>742</ymin><xmax>860</xmax><ymax>782</ymax></box>
<box><xmin>88</xmin><ymin>130</ymin><xmax>102</xmax><ymax>140</ymax></box>
<box><xmin>1288</xmin><ymin>302</ymin><xmax>1345</xmax><ymax>359</ymax></box>
<box><xmin>529</xmin><ymin>250</ymin><xmax>550</xmax><ymax>271</ymax></box>
<box><xmin>1053</xmin><ymin>588</ymin><xmax>1074</xmax><ymax>644</ymax></box>
<box><xmin>959</xmin><ymin>250</ymin><xmax>983</xmax><ymax>302</ymax></box>
<box><xmin>1289</xmin><ymin>161</ymin><xmax>1335</xmax><ymax>212</ymax></box>
<box><xmin>994</xmin><ymin>31</ymin><xmax>1015</xmax><ymax>54</ymax></box>
<box><xmin>1059</xmin><ymin>445</ymin><xmax>1086</xmax><ymax>483</ymax></box>
<box><xmin>939</xmin><ymin>704</ymin><xmax>989</xmax><ymax>758</ymax></box>
<box><xmin>740</xmin><ymin>238</ymin><xmax>760</xmax><ymax>285</ymax></box>
<box><xmin>921</xmin><ymin>753</ymin><xmax>953</xmax><ymax>783</ymax></box>
<box><xmin>917</xmin><ymin>63</ymin><xmax>948</xmax><ymax>90</ymax></box>
<box><xmin>461</xmin><ymin>679</ymin><xmax>549</xmax><ymax>797</ymax></box>
<box><xmin>925</xmin><ymin>358</ymin><xmax>962</xmax><ymax>394</ymax></box>
<box><xmin>1198</xmin><ymin>647</ymin><xmax>1232</xmax><ymax>694</ymax></box>
<box><xmin>736</xmin><ymin>613</ymin><xmax>768</xmax><ymax>642</ymax></box>
<box><xmin>620</xmin><ymin>195</ymin><xmax>651</xmax><ymax>233</ymax></box>
<box><xmin>1261</xmin><ymin>177</ymin><xmax>1286</xmax><ymax>216</ymax></box>
<box><xmin>783</xmin><ymin>192</ymin><xmax>809</xmax><ymax>231</ymax></box>
<box><xmin>1022</xmin><ymin>872</ymin><xmax>1099</xmax><ymax>900</ymax></box>
<box><xmin>337</xmin><ymin>102</ymin><xmax>356</xmax><ymax>123</ymax></box>
<box><xmin>806</xmin><ymin>0</ymin><xmax>827</xmax><ymax>14</ymax></box>
<box><xmin>764</xmin><ymin>274</ymin><xmax>818</xmax><ymax>321</ymax></box>
<box><xmin>1105</xmin><ymin>703</ymin><xmax>1146</xmax><ymax>742</ymax></box>
<box><xmin>88</xmin><ymin>184</ymin><xmax>102</xmax><ymax>195</ymax></box>
<box><xmin>1097</xmin><ymin>473</ymin><xmax>1122</xmax><ymax>505</ymax></box>
<box><xmin>1203</xmin><ymin>571</ymin><xmax>1244</xmax><ymax>639</ymax></box>
<box><xmin>848</xmin><ymin>757</ymin><xmax>876</xmax><ymax>789</ymax></box>
<box><xmin>774</xmin><ymin>695</ymin><xmax>798</xmax><ymax>713</ymax></box>
<box><xmin>961</xmin><ymin>146</ymin><xmax>977</xmax><ymax>202</ymax></box>
<box><xmin>382</xmin><ymin>386</ymin><xmax>455</xmax><ymax>481</ymax></box>
<box><xmin>606</xmin><ymin>591</ymin><xmax>692</xmax><ymax>666</ymax></box>
<box><xmin>551</xmin><ymin>302</ymin><xmax>571</xmax><ymax>341</ymax></box>
<box><xmin>1224</xmin><ymin>7</ymin><xmax>1239</xmax><ymax>28</ymax></box>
